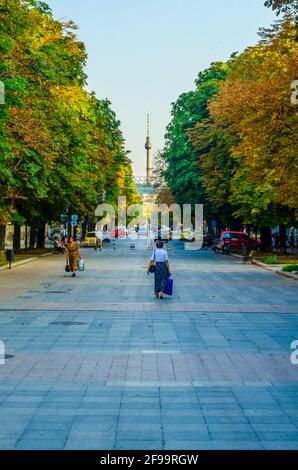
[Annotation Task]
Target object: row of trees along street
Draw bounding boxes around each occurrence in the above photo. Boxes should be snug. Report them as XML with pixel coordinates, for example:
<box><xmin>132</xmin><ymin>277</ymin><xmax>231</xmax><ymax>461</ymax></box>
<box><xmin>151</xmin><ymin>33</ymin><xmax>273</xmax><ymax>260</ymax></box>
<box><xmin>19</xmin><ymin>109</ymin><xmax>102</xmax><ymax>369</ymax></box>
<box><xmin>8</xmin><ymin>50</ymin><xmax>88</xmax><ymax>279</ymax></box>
<box><xmin>156</xmin><ymin>0</ymin><xmax>298</xmax><ymax>253</ymax></box>
<box><xmin>0</xmin><ymin>0</ymin><xmax>139</xmax><ymax>259</ymax></box>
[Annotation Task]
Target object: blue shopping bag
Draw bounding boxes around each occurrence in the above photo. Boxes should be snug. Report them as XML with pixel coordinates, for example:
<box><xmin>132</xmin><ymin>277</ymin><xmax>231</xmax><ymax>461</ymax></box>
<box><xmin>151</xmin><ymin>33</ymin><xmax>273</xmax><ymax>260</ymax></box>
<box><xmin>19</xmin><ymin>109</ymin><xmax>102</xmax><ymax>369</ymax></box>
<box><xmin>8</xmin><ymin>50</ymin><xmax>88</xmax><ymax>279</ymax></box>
<box><xmin>166</xmin><ymin>278</ymin><xmax>173</xmax><ymax>296</ymax></box>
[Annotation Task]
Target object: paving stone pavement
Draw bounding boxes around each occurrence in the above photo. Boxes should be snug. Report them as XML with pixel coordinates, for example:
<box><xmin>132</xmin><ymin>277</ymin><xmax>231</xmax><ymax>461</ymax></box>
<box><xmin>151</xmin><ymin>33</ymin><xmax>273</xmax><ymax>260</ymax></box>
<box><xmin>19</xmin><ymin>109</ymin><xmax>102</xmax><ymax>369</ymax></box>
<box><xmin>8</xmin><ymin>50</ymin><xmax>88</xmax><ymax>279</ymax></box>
<box><xmin>0</xmin><ymin>239</ymin><xmax>298</xmax><ymax>450</ymax></box>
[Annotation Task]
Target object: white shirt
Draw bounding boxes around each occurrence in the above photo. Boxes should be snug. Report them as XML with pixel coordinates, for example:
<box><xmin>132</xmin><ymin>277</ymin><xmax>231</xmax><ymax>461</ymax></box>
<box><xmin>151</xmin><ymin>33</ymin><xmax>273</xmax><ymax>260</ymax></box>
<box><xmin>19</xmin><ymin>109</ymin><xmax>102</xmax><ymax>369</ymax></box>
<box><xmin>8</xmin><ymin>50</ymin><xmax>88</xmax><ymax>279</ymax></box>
<box><xmin>151</xmin><ymin>248</ymin><xmax>168</xmax><ymax>263</ymax></box>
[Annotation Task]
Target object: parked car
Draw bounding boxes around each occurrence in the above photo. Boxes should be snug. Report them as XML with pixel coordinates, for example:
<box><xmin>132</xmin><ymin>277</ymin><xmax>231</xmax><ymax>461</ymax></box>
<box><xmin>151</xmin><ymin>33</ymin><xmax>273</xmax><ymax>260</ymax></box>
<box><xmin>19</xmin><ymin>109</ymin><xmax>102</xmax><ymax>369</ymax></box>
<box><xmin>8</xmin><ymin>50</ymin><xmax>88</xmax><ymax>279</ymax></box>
<box><xmin>83</xmin><ymin>232</ymin><xmax>101</xmax><ymax>247</ymax></box>
<box><xmin>179</xmin><ymin>229</ymin><xmax>195</xmax><ymax>242</ymax></box>
<box><xmin>136</xmin><ymin>225</ymin><xmax>149</xmax><ymax>237</ymax></box>
<box><xmin>101</xmin><ymin>231</ymin><xmax>111</xmax><ymax>243</ymax></box>
<box><xmin>220</xmin><ymin>231</ymin><xmax>260</xmax><ymax>250</ymax></box>
<box><xmin>109</xmin><ymin>226</ymin><xmax>127</xmax><ymax>238</ymax></box>
<box><xmin>152</xmin><ymin>225</ymin><xmax>172</xmax><ymax>242</ymax></box>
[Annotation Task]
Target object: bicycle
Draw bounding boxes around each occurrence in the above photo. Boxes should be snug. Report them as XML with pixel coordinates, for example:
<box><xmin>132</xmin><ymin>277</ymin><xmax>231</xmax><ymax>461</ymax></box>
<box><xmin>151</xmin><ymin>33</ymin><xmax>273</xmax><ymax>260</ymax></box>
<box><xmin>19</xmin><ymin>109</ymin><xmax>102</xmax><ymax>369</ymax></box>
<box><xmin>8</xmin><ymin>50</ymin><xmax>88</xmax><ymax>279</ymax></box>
<box><xmin>242</xmin><ymin>250</ymin><xmax>255</xmax><ymax>264</ymax></box>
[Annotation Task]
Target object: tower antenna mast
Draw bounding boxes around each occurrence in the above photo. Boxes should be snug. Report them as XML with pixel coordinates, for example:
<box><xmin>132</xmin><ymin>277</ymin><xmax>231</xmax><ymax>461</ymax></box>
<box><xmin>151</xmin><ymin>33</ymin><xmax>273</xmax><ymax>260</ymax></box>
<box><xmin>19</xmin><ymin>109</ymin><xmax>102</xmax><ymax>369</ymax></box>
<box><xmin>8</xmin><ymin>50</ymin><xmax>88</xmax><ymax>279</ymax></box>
<box><xmin>145</xmin><ymin>113</ymin><xmax>152</xmax><ymax>184</ymax></box>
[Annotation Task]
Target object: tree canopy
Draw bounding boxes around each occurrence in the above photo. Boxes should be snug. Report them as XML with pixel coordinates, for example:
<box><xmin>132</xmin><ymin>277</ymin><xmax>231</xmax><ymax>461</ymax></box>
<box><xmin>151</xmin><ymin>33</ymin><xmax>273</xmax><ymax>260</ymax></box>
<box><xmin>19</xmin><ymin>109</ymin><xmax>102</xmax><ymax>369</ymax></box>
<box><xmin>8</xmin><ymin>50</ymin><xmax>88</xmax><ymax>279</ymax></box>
<box><xmin>0</xmin><ymin>0</ymin><xmax>138</xmax><ymax>234</ymax></box>
<box><xmin>264</xmin><ymin>0</ymin><xmax>298</xmax><ymax>15</ymax></box>
<box><xmin>160</xmin><ymin>61</ymin><xmax>231</xmax><ymax>220</ymax></box>
<box><xmin>161</xmin><ymin>9</ymin><xmax>297</xmax><ymax>236</ymax></box>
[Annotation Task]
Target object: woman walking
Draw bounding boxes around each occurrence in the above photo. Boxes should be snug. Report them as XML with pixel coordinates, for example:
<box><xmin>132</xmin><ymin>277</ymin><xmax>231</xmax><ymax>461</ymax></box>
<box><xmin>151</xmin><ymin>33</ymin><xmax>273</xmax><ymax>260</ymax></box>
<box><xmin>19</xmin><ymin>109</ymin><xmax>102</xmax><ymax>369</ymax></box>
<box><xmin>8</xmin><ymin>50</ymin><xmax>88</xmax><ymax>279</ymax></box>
<box><xmin>66</xmin><ymin>236</ymin><xmax>81</xmax><ymax>278</ymax></box>
<box><xmin>148</xmin><ymin>240</ymin><xmax>171</xmax><ymax>299</ymax></box>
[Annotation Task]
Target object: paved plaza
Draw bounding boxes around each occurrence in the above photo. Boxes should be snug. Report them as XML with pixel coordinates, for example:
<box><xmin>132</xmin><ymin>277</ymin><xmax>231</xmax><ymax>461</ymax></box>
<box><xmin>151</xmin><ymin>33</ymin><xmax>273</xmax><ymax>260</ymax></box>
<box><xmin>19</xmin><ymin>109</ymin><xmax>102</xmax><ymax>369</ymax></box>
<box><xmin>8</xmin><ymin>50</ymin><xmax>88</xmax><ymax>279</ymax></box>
<box><xmin>0</xmin><ymin>240</ymin><xmax>298</xmax><ymax>450</ymax></box>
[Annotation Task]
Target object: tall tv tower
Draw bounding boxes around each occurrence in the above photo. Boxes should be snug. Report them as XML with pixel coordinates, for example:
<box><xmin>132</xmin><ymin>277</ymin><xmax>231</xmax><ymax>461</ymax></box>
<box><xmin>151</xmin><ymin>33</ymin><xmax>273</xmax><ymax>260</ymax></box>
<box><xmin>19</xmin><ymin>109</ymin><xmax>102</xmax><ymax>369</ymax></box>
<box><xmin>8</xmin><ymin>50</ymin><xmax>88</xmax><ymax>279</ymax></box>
<box><xmin>145</xmin><ymin>114</ymin><xmax>152</xmax><ymax>185</ymax></box>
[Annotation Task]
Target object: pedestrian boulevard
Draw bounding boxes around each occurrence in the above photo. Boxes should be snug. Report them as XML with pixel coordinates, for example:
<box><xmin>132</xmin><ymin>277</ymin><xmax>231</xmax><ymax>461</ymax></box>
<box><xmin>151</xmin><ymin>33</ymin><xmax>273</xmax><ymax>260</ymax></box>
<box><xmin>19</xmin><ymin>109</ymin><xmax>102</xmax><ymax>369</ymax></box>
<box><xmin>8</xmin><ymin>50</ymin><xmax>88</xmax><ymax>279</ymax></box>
<box><xmin>0</xmin><ymin>240</ymin><xmax>297</xmax><ymax>450</ymax></box>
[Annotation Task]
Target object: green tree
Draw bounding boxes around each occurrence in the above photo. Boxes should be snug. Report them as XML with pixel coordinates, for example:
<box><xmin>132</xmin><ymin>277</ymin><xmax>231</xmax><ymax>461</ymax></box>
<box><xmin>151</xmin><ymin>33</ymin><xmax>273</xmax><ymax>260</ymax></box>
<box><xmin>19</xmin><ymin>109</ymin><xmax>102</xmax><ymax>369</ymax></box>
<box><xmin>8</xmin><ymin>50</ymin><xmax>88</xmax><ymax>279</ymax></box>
<box><xmin>162</xmin><ymin>62</ymin><xmax>231</xmax><ymax>224</ymax></box>
<box><xmin>190</xmin><ymin>19</ymin><xmax>297</xmax><ymax>250</ymax></box>
<box><xmin>264</xmin><ymin>0</ymin><xmax>298</xmax><ymax>15</ymax></box>
<box><xmin>0</xmin><ymin>0</ymin><xmax>138</xmax><ymax>250</ymax></box>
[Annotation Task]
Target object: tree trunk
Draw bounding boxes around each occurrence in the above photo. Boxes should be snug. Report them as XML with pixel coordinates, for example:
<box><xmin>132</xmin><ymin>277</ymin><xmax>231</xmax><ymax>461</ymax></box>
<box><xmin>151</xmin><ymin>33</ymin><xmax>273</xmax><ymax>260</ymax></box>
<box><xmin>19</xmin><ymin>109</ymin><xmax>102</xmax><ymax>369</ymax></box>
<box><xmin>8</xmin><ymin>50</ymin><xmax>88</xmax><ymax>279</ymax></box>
<box><xmin>0</xmin><ymin>225</ymin><xmax>6</xmax><ymax>264</ymax></box>
<box><xmin>0</xmin><ymin>225</ymin><xmax>6</xmax><ymax>251</ymax></box>
<box><xmin>81</xmin><ymin>221</ymin><xmax>87</xmax><ymax>241</ymax></box>
<box><xmin>25</xmin><ymin>225</ymin><xmax>28</xmax><ymax>250</ymax></box>
<box><xmin>13</xmin><ymin>224</ymin><xmax>21</xmax><ymax>251</ymax></box>
<box><xmin>279</xmin><ymin>224</ymin><xmax>287</xmax><ymax>254</ymax></box>
<box><xmin>29</xmin><ymin>226</ymin><xmax>36</xmax><ymax>249</ymax></box>
<box><xmin>260</xmin><ymin>227</ymin><xmax>272</xmax><ymax>252</ymax></box>
<box><xmin>67</xmin><ymin>223</ymin><xmax>73</xmax><ymax>239</ymax></box>
<box><xmin>36</xmin><ymin>226</ymin><xmax>45</xmax><ymax>249</ymax></box>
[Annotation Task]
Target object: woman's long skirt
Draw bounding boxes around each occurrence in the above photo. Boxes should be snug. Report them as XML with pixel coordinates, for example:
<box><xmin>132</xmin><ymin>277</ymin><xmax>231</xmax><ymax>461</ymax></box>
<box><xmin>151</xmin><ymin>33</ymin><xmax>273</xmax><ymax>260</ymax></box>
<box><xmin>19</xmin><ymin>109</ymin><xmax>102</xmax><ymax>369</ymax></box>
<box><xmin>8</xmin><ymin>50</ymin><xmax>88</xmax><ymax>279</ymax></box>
<box><xmin>69</xmin><ymin>253</ymin><xmax>79</xmax><ymax>272</ymax></box>
<box><xmin>154</xmin><ymin>262</ymin><xmax>168</xmax><ymax>294</ymax></box>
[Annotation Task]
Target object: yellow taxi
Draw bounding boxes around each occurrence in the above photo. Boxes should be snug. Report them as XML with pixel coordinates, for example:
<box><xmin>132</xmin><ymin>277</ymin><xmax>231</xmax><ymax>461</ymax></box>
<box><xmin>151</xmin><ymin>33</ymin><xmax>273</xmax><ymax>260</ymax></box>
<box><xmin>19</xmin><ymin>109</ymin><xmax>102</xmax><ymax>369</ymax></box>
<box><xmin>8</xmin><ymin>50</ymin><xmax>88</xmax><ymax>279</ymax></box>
<box><xmin>179</xmin><ymin>229</ymin><xmax>195</xmax><ymax>242</ymax></box>
<box><xmin>83</xmin><ymin>232</ymin><xmax>100</xmax><ymax>248</ymax></box>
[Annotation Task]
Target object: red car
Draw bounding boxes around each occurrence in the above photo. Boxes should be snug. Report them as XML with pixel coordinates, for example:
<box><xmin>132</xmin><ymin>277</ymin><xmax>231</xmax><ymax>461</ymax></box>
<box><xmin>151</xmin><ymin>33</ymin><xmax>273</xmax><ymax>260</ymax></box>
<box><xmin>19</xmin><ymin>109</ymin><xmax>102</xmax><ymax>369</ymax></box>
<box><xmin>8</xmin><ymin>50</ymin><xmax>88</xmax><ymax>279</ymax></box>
<box><xmin>109</xmin><ymin>227</ymin><xmax>127</xmax><ymax>238</ymax></box>
<box><xmin>220</xmin><ymin>231</ymin><xmax>259</xmax><ymax>249</ymax></box>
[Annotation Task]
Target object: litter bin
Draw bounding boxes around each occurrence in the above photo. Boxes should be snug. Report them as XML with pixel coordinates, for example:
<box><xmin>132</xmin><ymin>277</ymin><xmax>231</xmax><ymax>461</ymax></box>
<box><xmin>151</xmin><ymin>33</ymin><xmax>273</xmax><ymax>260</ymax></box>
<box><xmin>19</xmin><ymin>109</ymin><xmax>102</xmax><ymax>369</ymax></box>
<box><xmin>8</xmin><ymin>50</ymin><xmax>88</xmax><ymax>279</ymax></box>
<box><xmin>6</xmin><ymin>249</ymin><xmax>14</xmax><ymax>268</ymax></box>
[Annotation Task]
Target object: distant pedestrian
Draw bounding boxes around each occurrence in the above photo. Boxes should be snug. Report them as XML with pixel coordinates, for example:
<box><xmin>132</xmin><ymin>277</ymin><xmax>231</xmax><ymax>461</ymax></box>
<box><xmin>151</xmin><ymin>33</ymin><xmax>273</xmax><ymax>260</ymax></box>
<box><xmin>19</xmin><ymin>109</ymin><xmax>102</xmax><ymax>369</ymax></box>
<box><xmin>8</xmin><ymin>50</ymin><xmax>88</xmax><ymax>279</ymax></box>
<box><xmin>241</xmin><ymin>242</ymin><xmax>248</xmax><ymax>261</ymax></box>
<box><xmin>135</xmin><ymin>224</ymin><xmax>140</xmax><ymax>239</ymax></box>
<box><xmin>148</xmin><ymin>240</ymin><xmax>171</xmax><ymax>299</ymax></box>
<box><xmin>61</xmin><ymin>235</ymin><xmax>68</xmax><ymax>246</ymax></box>
<box><xmin>95</xmin><ymin>235</ymin><xmax>102</xmax><ymax>251</ymax></box>
<box><xmin>53</xmin><ymin>236</ymin><xmax>63</xmax><ymax>255</ymax></box>
<box><xmin>66</xmin><ymin>236</ymin><xmax>81</xmax><ymax>278</ymax></box>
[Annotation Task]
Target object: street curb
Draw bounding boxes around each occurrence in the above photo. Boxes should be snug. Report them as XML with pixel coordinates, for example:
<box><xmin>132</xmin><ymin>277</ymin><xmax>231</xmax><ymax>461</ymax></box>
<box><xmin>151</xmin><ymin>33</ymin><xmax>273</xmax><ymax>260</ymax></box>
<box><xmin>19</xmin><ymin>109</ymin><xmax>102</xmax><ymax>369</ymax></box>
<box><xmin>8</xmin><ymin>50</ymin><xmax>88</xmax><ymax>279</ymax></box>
<box><xmin>253</xmin><ymin>259</ymin><xmax>298</xmax><ymax>281</ymax></box>
<box><xmin>231</xmin><ymin>253</ymin><xmax>298</xmax><ymax>281</ymax></box>
<box><xmin>0</xmin><ymin>252</ymin><xmax>54</xmax><ymax>273</ymax></box>
<box><xmin>252</xmin><ymin>259</ymin><xmax>280</xmax><ymax>270</ymax></box>
<box><xmin>276</xmin><ymin>270</ymin><xmax>298</xmax><ymax>281</ymax></box>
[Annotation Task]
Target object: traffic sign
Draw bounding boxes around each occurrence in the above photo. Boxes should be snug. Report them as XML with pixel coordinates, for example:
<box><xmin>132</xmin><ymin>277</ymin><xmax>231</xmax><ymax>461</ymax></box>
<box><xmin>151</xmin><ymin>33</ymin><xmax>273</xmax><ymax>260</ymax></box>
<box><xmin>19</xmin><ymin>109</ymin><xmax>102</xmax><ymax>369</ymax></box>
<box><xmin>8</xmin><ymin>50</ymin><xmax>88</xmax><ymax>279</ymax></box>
<box><xmin>71</xmin><ymin>214</ymin><xmax>78</xmax><ymax>223</ymax></box>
